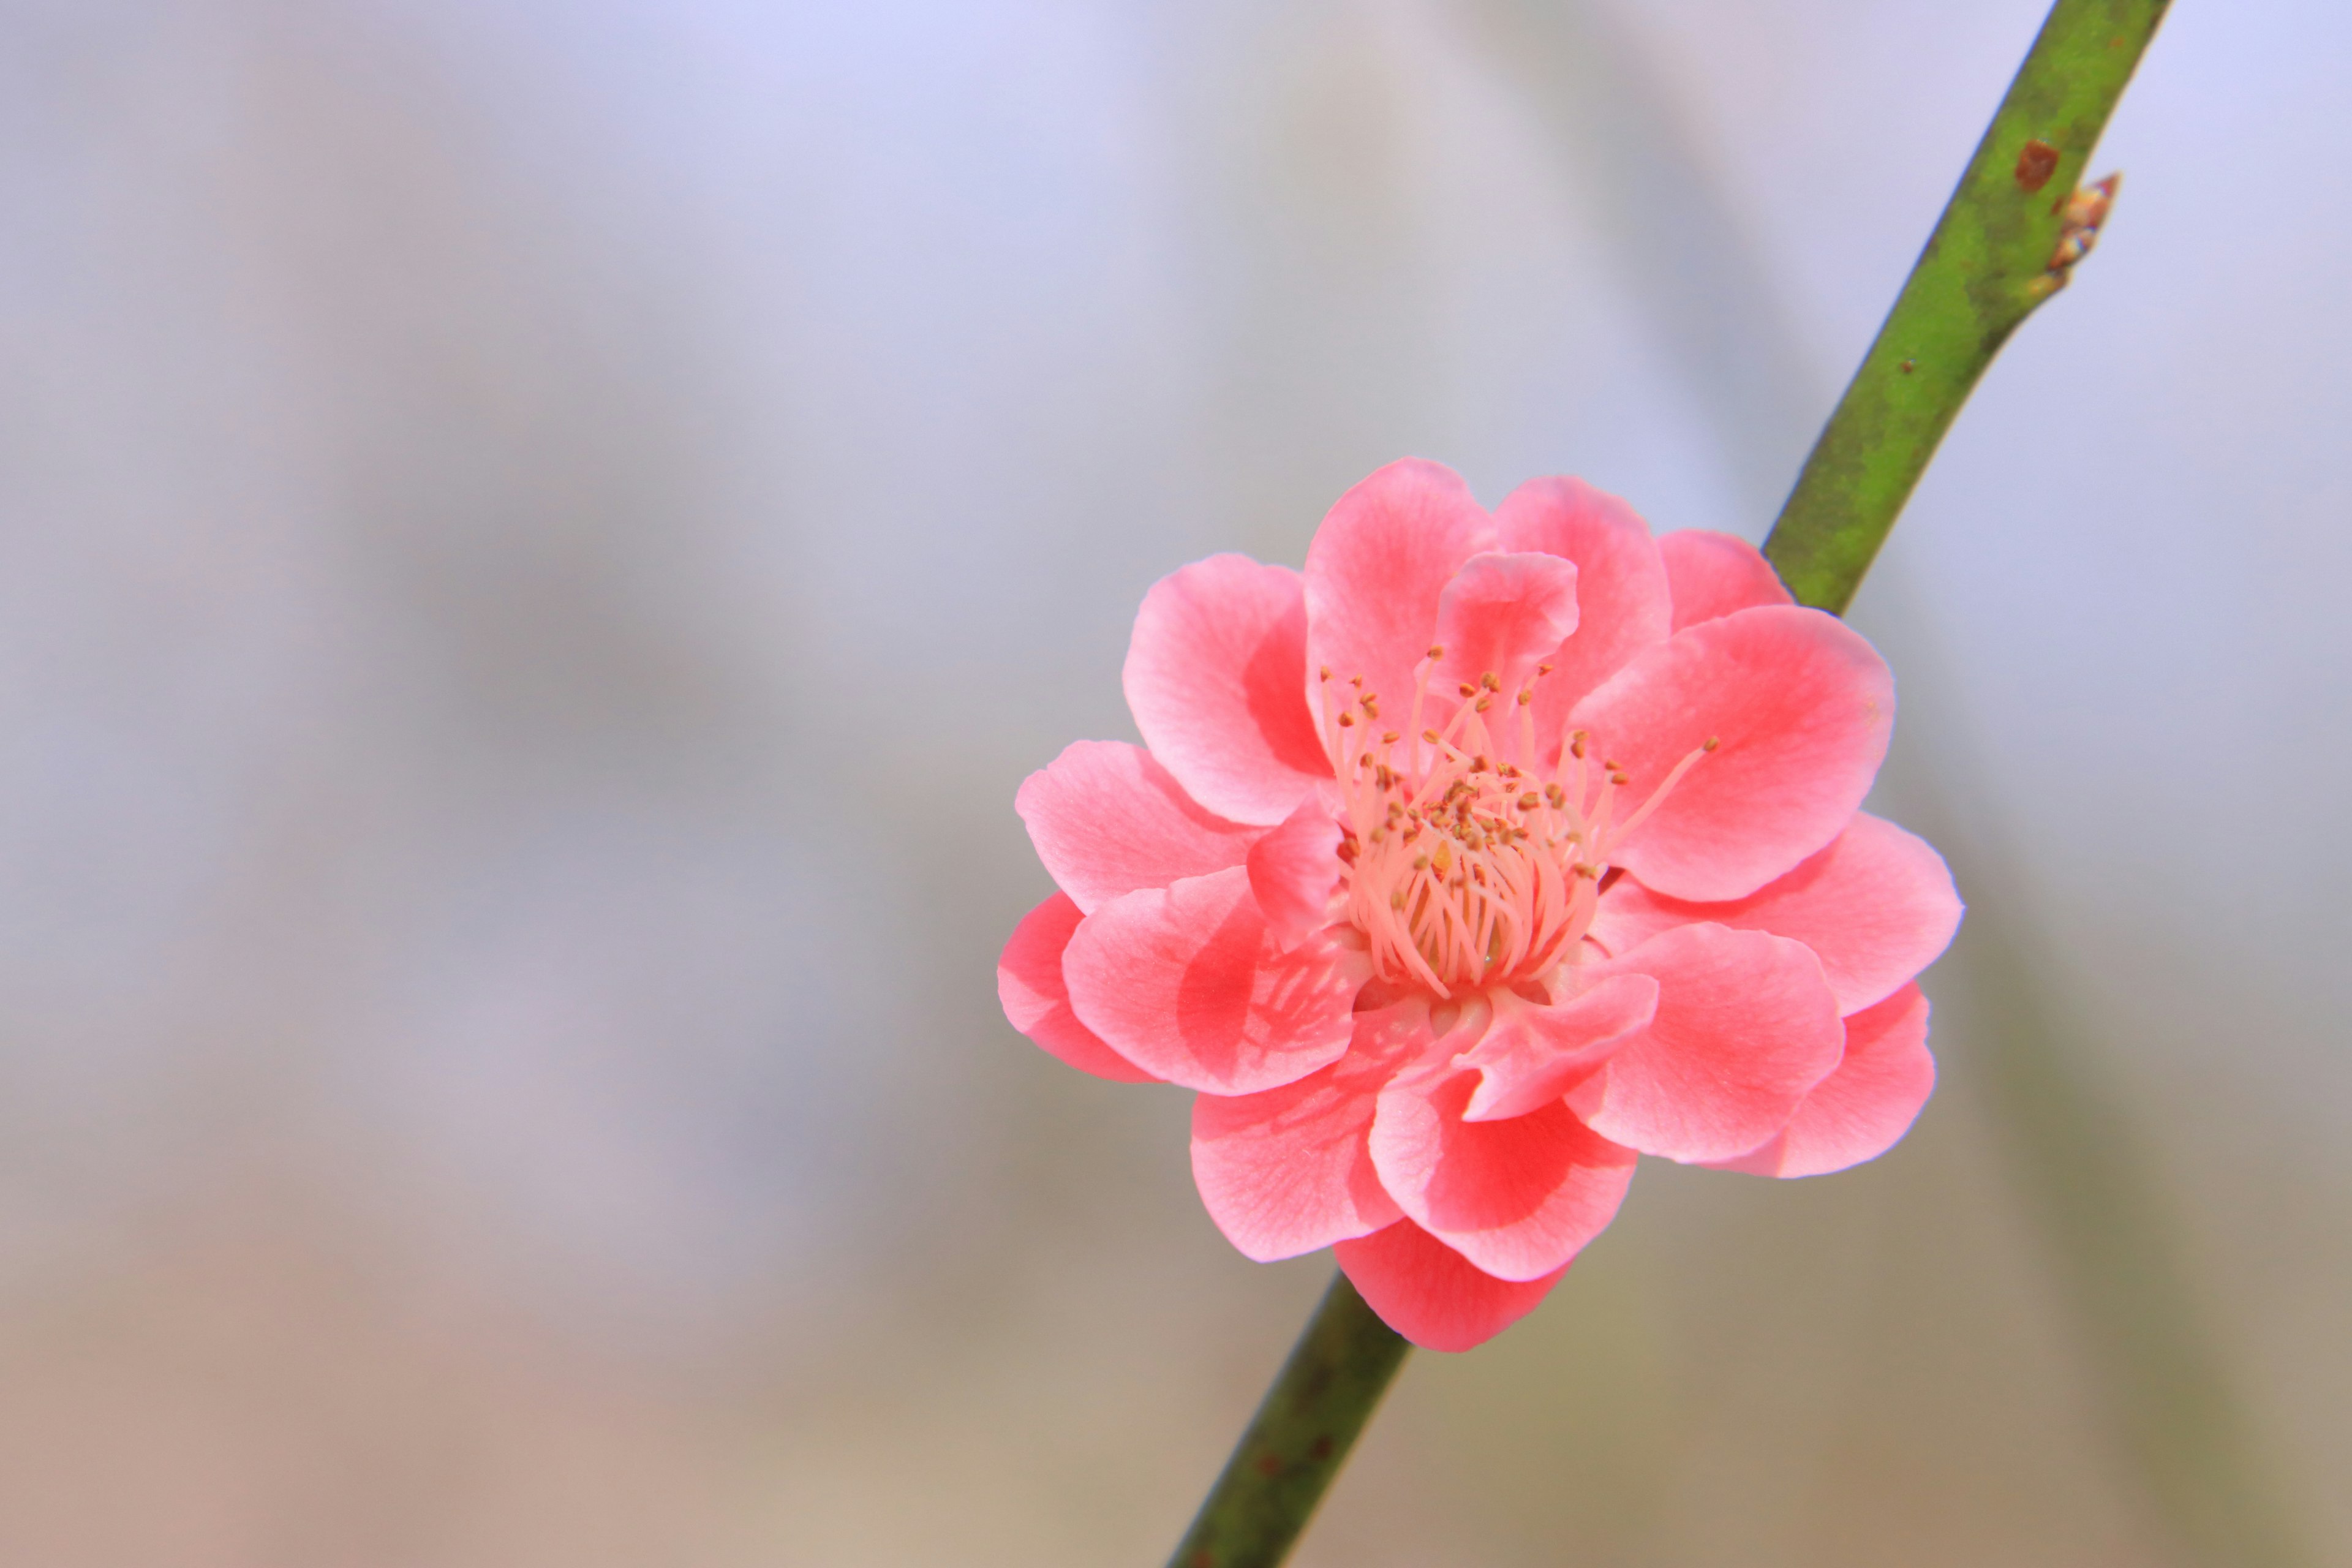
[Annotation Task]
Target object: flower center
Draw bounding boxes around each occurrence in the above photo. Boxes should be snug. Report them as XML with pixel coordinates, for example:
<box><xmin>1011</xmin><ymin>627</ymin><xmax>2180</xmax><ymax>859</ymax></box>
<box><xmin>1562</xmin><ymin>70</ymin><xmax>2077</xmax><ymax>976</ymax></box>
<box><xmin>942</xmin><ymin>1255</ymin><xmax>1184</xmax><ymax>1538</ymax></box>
<box><xmin>1320</xmin><ymin>649</ymin><xmax>1711</xmax><ymax>998</ymax></box>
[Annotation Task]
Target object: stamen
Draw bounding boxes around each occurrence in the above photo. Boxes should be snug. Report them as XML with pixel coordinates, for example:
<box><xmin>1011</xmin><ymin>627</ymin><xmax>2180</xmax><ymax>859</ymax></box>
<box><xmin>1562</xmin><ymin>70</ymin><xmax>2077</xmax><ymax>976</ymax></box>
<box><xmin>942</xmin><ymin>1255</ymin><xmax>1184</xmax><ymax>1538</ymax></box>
<box><xmin>1607</xmin><ymin>741</ymin><xmax>1713</xmax><ymax>843</ymax></box>
<box><xmin>1327</xmin><ymin>667</ymin><xmax>1716</xmax><ymax>997</ymax></box>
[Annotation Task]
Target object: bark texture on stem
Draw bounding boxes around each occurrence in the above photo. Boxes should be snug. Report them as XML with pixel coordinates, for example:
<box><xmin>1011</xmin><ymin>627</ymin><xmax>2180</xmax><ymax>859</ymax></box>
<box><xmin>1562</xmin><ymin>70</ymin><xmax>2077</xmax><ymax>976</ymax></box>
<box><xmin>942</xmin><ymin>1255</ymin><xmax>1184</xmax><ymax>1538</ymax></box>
<box><xmin>1763</xmin><ymin>0</ymin><xmax>2171</xmax><ymax>612</ymax></box>
<box><xmin>1164</xmin><ymin>1273</ymin><xmax>1409</xmax><ymax>1568</ymax></box>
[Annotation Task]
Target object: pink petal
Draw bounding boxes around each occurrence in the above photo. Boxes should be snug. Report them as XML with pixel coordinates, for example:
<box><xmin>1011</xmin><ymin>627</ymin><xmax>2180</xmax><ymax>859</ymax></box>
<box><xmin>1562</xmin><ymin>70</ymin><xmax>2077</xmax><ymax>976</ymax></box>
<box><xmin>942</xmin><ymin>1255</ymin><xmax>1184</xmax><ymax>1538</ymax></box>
<box><xmin>1432</xmin><ymin>551</ymin><xmax>1581</xmax><ymax>712</ymax></box>
<box><xmin>1125</xmin><ymin>554</ymin><xmax>1333</xmax><ymax>826</ymax></box>
<box><xmin>1370</xmin><ymin>1055</ymin><xmax>1638</xmax><ymax>1281</ymax></box>
<box><xmin>1062</xmin><ymin>865</ymin><xmax>1366</xmax><ymax>1095</ymax></box>
<box><xmin>1569</xmin><ymin>605</ymin><xmax>1894</xmax><ymax>902</ymax></box>
<box><xmin>1303</xmin><ymin>459</ymin><xmax>1496</xmax><ymax>736</ymax></box>
<box><xmin>1567</xmin><ymin>922</ymin><xmax>1846</xmax><ymax>1163</ymax></box>
<box><xmin>1246</xmin><ymin>793</ymin><xmax>1344</xmax><ymax>951</ymax></box>
<box><xmin>1015</xmin><ymin>740</ymin><xmax>1262</xmax><ymax>914</ymax></box>
<box><xmin>1189</xmin><ymin>1001</ymin><xmax>1434</xmax><ymax>1261</ymax></box>
<box><xmin>1713</xmin><ymin>985</ymin><xmax>1936</xmax><ymax>1177</ymax></box>
<box><xmin>1657</xmin><ymin>529</ymin><xmax>1793</xmax><ymax>630</ymax></box>
<box><xmin>1591</xmin><ymin>813</ymin><xmax>1961</xmax><ymax>1015</ymax></box>
<box><xmin>997</xmin><ymin>892</ymin><xmax>1158</xmax><ymax>1083</ymax></box>
<box><xmin>1335</xmin><ymin>1219</ymin><xmax>1569</xmax><ymax>1352</ymax></box>
<box><xmin>1493</xmin><ymin>476</ymin><xmax>1673</xmax><ymax>736</ymax></box>
<box><xmin>1455</xmin><ymin>974</ymin><xmax>1659</xmax><ymax>1121</ymax></box>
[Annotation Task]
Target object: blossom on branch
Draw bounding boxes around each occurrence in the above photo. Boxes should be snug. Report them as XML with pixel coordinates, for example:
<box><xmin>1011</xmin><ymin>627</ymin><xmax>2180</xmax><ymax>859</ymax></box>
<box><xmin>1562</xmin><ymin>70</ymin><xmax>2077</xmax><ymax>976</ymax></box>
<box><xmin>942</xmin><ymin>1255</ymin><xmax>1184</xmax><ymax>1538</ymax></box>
<box><xmin>999</xmin><ymin>460</ymin><xmax>1961</xmax><ymax>1351</ymax></box>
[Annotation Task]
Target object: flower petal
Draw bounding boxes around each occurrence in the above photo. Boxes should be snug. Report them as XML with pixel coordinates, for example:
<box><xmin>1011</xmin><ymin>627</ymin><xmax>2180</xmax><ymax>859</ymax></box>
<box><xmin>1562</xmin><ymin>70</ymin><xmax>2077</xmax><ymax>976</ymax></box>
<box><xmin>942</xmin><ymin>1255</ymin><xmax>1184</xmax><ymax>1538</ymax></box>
<box><xmin>1493</xmin><ymin>476</ymin><xmax>1673</xmax><ymax>733</ymax></box>
<box><xmin>1591</xmin><ymin>813</ymin><xmax>1962</xmax><ymax>1014</ymax></box>
<box><xmin>1303</xmin><ymin>459</ymin><xmax>1496</xmax><ymax>734</ymax></box>
<box><xmin>1189</xmin><ymin>1001</ymin><xmax>1432</xmax><ymax>1261</ymax></box>
<box><xmin>1657</xmin><ymin>529</ymin><xmax>1793</xmax><ymax>630</ymax></box>
<box><xmin>1016</xmin><ymin>741</ymin><xmax>1262</xmax><ymax>914</ymax></box>
<box><xmin>1455</xmin><ymin>974</ymin><xmax>1659</xmax><ymax>1121</ymax></box>
<box><xmin>1711</xmin><ymin>984</ymin><xmax>1936</xmax><ymax>1177</ymax></box>
<box><xmin>1125</xmin><ymin>554</ymin><xmax>1333</xmax><ymax>826</ymax></box>
<box><xmin>998</xmin><ymin>892</ymin><xmax>1158</xmax><ymax>1083</ymax></box>
<box><xmin>1432</xmin><ymin>551</ymin><xmax>1580</xmax><ymax>713</ymax></box>
<box><xmin>1062</xmin><ymin>865</ymin><xmax>1365</xmax><ymax>1095</ymax></box>
<box><xmin>1570</xmin><ymin>605</ymin><xmax>1894</xmax><ymax>902</ymax></box>
<box><xmin>1370</xmin><ymin>1052</ymin><xmax>1638</xmax><ymax>1281</ymax></box>
<box><xmin>1246</xmin><ymin>793</ymin><xmax>1344</xmax><ymax>951</ymax></box>
<box><xmin>1567</xmin><ymin>922</ymin><xmax>1846</xmax><ymax>1163</ymax></box>
<box><xmin>1335</xmin><ymin>1219</ymin><xmax>1569</xmax><ymax>1352</ymax></box>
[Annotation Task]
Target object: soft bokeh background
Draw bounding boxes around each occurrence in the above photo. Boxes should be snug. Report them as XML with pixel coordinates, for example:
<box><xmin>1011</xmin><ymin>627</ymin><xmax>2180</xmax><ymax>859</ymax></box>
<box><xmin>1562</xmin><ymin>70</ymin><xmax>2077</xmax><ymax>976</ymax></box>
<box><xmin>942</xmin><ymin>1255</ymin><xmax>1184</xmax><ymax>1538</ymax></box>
<box><xmin>2</xmin><ymin>1</ymin><xmax>2345</xmax><ymax>1563</ymax></box>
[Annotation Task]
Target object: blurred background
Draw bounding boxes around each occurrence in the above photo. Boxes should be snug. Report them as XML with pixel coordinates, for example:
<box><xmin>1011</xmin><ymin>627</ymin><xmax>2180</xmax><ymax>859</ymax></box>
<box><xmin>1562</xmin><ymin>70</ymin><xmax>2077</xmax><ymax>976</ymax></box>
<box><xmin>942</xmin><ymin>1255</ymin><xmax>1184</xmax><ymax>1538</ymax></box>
<box><xmin>1</xmin><ymin>1</ymin><xmax>2345</xmax><ymax>1563</ymax></box>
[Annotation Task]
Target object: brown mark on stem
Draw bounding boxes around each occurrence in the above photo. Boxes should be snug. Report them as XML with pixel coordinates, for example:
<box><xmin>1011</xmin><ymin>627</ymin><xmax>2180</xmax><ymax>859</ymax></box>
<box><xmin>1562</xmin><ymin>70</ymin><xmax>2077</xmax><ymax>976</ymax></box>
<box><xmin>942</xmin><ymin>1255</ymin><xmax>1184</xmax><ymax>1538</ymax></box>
<box><xmin>2015</xmin><ymin>137</ymin><xmax>2060</xmax><ymax>192</ymax></box>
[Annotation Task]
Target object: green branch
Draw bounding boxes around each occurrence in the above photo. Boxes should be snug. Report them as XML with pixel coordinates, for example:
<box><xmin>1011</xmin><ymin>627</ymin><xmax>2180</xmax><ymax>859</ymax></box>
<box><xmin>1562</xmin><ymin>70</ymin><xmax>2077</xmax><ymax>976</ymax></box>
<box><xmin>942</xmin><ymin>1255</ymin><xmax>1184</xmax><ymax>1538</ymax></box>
<box><xmin>1763</xmin><ymin>0</ymin><xmax>2170</xmax><ymax>612</ymax></box>
<box><xmin>1169</xmin><ymin>6</ymin><xmax>2180</xmax><ymax>1566</ymax></box>
<box><xmin>1762</xmin><ymin>6</ymin><xmax>2312</xmax><ymax>1561</ymax></box>
<box><xmin>1164</xmin><ymin>1274</ymin><xmax>1410</xmax><ymax>1568</ymax></box>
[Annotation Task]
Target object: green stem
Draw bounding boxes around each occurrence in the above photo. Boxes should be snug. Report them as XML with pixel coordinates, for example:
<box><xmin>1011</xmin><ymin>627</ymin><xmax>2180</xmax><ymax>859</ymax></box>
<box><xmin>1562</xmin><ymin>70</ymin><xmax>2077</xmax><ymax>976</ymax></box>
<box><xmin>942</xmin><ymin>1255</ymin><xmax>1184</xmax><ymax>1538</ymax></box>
<box><xmin>1762</xmin><ymin>0</ymin><xmax>2171</xmax><ymax>612</ymax></box>
<box><xmin>1171</xmin><ymin>7</ymin><xmax>2182</xmax><ymax>1566</ymax></box>
<box><xmin>1164</xmin><ymin>1273</ymin><xmax>1410</xmax><ymax>1568</ymax></box>
<box><xmin>1760</xmin><ymin>4</ymin><xmax>2313</xmax><ymax>1558</ymax></box>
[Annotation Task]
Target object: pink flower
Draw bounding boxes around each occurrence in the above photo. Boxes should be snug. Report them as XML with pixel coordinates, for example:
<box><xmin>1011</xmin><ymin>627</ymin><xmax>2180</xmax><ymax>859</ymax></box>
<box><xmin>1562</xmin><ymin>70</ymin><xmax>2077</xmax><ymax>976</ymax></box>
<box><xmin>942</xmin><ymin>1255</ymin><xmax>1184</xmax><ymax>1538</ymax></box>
<box><xmin>1000</xmin><ymin>461</ymin><xmax>1961</xmax><ymax>1351</ymax></box>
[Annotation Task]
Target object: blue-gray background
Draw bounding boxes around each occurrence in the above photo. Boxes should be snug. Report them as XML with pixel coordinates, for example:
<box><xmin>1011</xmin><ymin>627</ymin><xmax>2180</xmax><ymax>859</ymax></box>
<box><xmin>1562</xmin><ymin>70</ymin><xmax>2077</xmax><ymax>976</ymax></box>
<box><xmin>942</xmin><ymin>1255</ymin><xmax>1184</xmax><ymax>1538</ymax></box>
<box><xmin>1</xmin><ymin>1</ymin><xmax>2343</xmax><ymax>1562</ymax></box>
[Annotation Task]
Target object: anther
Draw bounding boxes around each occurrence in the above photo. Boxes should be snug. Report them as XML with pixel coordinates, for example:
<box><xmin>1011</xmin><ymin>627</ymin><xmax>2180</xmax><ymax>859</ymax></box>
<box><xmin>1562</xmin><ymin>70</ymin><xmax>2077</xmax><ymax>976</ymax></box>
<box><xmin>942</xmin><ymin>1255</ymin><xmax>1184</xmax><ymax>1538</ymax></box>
<box><xmin>1457</xmin><ymin>683</ymin><xmax>1477</xmax><ymax>699</ymax></box>
<box><xmin>1427</xmin><ymin>644</ymin><xmax>1445</xmax><ymax>660</ymax></box>
<box><xmin>1480</xmin><ymin>672</ymin><xmax>1501</xmax><ymax>692</ymax></box>
<box><xmin>1537</xmin><ymin>662</ymin><xmax>1555</xmax><ymax>676</ymax></box>
<box><xmin>1703</xmin><ymin>736</ymin><xmax>1721</xmax><ymax>752</ymax></box>
<box><xmin>1422</xmin><ymin>728</ymin><xmax>1441</xmax><ymax>744</ymax></box>
<box><xmin>1610</xmin><ymin>771</ymin><xmax>1629</xmax><ymax>785</ymax></box>
<box><xmin>1518</xmin><ymin>793</ymin><xmax>1540</xmax><ymax>810</ymax></box>
<box><xmin>1319</xmin><ymin>666</ymin><xmax>1331</xmax><ymax>681</ymax></box>
<box><xmin>1516</xmin><ymin>690</ymin><xmax>1532</xmax><ymax>706</ymax></box>
<box><xmin>1338</xmin><ymin>712</ymin><xmax>1355</xmax><ymax>728</ymax></box>
<box><xmin>1382</xmin><ymin>731</ymin><xmax>1401</xmax><ymax>744</ymax></box>
<box><xmin>1474</xmin><ymin>695</ymin><xmax>1491</xmax><ymax>712</ymax></box>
